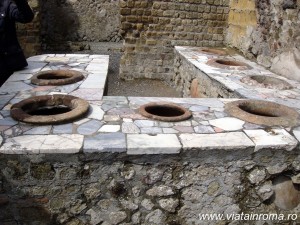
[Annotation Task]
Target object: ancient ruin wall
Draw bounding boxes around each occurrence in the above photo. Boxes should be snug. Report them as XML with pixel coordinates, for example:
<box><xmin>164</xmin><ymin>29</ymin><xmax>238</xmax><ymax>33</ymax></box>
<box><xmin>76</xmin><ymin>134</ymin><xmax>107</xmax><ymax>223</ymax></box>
<box><xmin>226</xmin><ymin>0</ymin><xmax>300</xmax><ymax>81</ymax></box>
<box><xmin>40</xmin><ymin>0</ymin><xmax>121</xmax><ymax>51</ymax></box>
<box><xmin>119</xmin><ymin>0</ymin><xmax>229</xmax><ymax>80</ymax></box>
<box><xmin>20</xmin><ymin>0</ymin><xmax>122</xmax><ymax>54</ymax></box>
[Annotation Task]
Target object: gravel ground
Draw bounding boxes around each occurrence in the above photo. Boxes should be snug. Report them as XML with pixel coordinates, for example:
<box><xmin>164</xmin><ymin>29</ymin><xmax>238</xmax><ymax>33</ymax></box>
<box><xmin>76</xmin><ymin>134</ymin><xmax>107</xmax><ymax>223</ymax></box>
<box><xmin>71</xmin><ymin>42</ymin><xmax>182</xmax><ymax>97</ymax></box>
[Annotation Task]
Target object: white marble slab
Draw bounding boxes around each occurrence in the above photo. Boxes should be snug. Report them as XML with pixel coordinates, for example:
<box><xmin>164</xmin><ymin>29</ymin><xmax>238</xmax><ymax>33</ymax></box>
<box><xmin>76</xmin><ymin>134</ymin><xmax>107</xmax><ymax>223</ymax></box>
<box><xmin>244</xmin><ymin>129</ymin><xmax>298</xmax><ymax>152</ymax></box>
<box><xmin>127</xmin><ymin>134</ymin><xmax>181</xmax><ymax>155</ymax></box>
<box><xmin>209</xmin><ymin>117</ymin><xmax>245</xmax><ymax>131</ymax></box>
<box><xmin>0</xmin><ymin>134</ymin><xmax>83</xmax><ymax>154</ymax></box>
<box><xmin>180</xmin><ymin>132</ymin><xmax>254</xmax><ymax>150</ymax></box>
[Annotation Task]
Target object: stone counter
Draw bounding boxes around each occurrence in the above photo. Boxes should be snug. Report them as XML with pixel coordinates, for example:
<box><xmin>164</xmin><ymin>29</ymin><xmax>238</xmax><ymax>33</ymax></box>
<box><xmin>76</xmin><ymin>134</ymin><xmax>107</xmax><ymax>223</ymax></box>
<box><xmin>0</xmin><ymin>54</ymin><xmax>300</xmax><ymax>224</ymax></box>
<box><xmin>173</xmin><ymin>46</ymin><xmax>300</xmax><ymax>112</ymax></box>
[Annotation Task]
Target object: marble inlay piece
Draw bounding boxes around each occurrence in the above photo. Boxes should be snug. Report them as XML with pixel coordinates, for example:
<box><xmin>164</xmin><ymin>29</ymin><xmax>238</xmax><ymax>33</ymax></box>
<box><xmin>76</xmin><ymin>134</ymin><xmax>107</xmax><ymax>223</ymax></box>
<box><xmin>244</xmin><ymin>129</ymin><xmax>298</xmax><ymax>152</ymax></box>
<box><xmin>189</xmin><ymin>105</ymin><xmax>209</xmax><ymax>112</ymax></box>
<box><xmin>127</xmin><ymin>134</ymin><xmax>181</xmax><ymax>155</ymax></box>
<box><xmin>19</xmin><ymin>62</ymin><xmax>47</xmax><ymax>73</ymax></box>
<box><xmin>122</xmin><ymin>122</ymin><xmax>140</xmax><ymax>134</ymax></box>
<box><xmin>162</xmin><ymin>128</ymin><xmax>179</xmax><ymax>133</ymax></box>
<box><xmin>88</xmin><ymin>105</ymin><xmax>105</xmax><ymax>120</ymax></box>
<box><xmin>0</xmin><ymin>82</ymin><xmax>33</xmax><ymax>93</ymax></box>
<box><xmin>141</xmin><ymin>127</ymin><xmax>163</xmax><ymax>134</ymax></box>
<box><xmin>194</xmin><ymin>125</ymin><xmax>215</xmax><ymax>134</ymax></box>
<box><xmin>209</xmin><ymin>117</ymin><xmax>245</xmax><ymax>131</ymax></box>
<box><xmin>104</xmin><ymin>115</ymin><xmax>121</xmax><ymax>122</ymax></box>
<box><xmin>180</xmin><ymin>132</ymin><xmax>254</xmax><ymax>150</ymax></box>
<box><xmin>24</xmin><ymin>126</ymin><xmax>52</xmax><ymax>135</ymax></box>
<box><xmin>70</xmin><ymin>88</ymin><xmax>103</xmax><ymax>101</ymax></box>
<box><xmin>0</xmin><ymin>117</ymin><xmax>18</xmax><ymax>126</ymax></box>
<box><xmin>7</xmin><ymin>73</ymin><xmax>32</xmax><ymax>82</ymax></box>
<box><xmin>0</xmin><ymin>134</ymin><xmax>83</xmax><ymax>154</ymax></box>
<box><xmin>134</xmin><ymin>120</ymin><xmax>155</xmax><ymax>128</ymax></box>
<box><xmin>77</xmin><ymin>120</ymin><xmax>103</xmax><ymax>135</ymax></box>
<box><xmin>174</xmin><ymin>126</ymin><xmax>194</xmax><ymax>133</ymax></box>
<box><xmin>53</xmin><ymin>124</ymin><xmax>73</xmax><ymax>134</ymax></box>
<box><xmin>0</xmin><ymin>94</ymin><xmax>15</xmax><ymax>109</ymax></box>
<box><xmin>99</xmin><ymin>125</ymin><xmax>120</xmax><ymax>133</ymax></box>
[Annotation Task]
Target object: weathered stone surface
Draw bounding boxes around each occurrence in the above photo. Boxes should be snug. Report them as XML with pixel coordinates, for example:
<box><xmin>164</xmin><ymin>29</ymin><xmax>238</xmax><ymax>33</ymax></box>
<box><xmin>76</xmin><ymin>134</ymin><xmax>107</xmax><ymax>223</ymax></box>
<box><xmin>158</xmin><ymin>198</ymin><xmax>179</xmax><ymax>212</ymax></box>
<box><xmin>131</xmin><ymin>212</ymin><xmax>141</xmax><ymax>225</ymax></box>
<box><xmin>207</xmin><ymin>181</ymin><xmax>220</xmax><ymax>196</ymax></box>
<box><xmin>120</xmin><ymin>199</ymin><xmax>138</xmax><ymax>211</ymax></box>
<box><xmin>109</xmin><ymin>211</ymin><xmax>127</xmax><ymax>224</ymax></box>
<box><xmin>146</xmin><ymin>185</ymin><xmax>174</xmax><ymax>197</ymax></box>
<box><xmin>141</xmin><ymin>199</ymin><xmax>154</xmax><ymax>211</ymax></box>
<box><xmin>145</xmin><ymin>209</ymin><xmax>166</xmax><ymax>225</ymax></box>
<box><xmin>266</xmin><ymin>164</ymin><xmax>288</xmax><ymax>175</ymax></box>
<box><xmin>257</xmin><ymin>183</ymin><xmax>274</xmax><ymax>201</ymax></box>
<box><xmin>86</xmin><ymin>209</ymin><xmax>103</xmax><ymax>225</ymax></box>
<box><xmin>144</xmin><ymin>168</ymin><xmax>164</xmax><ymax>185</ymax></box>
<box><xmin>84</xmin><ymin>184</ymin><xmax>101</xmax><ymax>200</ymax></box>
<box><xmin>248</xmin><ymin>168</ymin><xmax>267</xmax><ymax>185</ymax></box>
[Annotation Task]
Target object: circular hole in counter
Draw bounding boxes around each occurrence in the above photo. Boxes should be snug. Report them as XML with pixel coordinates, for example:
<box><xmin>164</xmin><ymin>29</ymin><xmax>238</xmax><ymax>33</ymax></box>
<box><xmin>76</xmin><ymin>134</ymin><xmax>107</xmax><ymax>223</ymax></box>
<box><xmin>241</xmin><ymin>75</ymin><xmax>293</xmax><ymax>90</ymax></box>
<box><xmin>31</xmin><ymin>70</ymin><xmax>84</xmax><ymax>86</ymax></box>
<box><xmin>139</xmin><ymin>102</ymin><xmax>192</xmax><ymax>122</ymax></box>
<box><xmin>225</xmin><ymin>100</ymin><xmax>299</xmax><ymax>127</ymax></box>
<box><xmin>207</xmin><ymin>58</ymin><xmax>252</xmax><ymax>70</ymax></box>
<box><xmin>10</xmin><ymin>94</ymin><xmax>89</xmax><ymax>125</ymax></box>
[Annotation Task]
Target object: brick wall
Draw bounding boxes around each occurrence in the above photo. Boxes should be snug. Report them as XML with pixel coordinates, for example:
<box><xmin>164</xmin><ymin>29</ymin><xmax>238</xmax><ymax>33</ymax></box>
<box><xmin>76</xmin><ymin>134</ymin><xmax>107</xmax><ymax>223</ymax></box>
<box><xmin>119</xmin><ymin>0</ymin><xmax>230</xmax><ymax>80</ymax></box>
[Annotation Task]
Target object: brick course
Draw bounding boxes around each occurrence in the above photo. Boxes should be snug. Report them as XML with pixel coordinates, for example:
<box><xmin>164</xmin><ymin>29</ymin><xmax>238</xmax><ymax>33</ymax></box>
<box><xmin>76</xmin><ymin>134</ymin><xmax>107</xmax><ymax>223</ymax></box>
<box><xmin>119</xmin><ymin>0</ymin><xmax>230</xmax><ymax>80</ymax></box>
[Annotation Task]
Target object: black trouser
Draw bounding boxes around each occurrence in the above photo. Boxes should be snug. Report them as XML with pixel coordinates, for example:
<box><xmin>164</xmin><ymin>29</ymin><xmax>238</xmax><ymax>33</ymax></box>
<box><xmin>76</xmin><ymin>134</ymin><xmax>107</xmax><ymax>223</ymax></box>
<box><xmin>0</xmin><ymin>71</ymin><xmax>12</xmax><ymax>86</ymax></box>
<box><xmin>0</xmin><ymin>67</ymin><xmax>13</xmax><ymax>87</ymax></box>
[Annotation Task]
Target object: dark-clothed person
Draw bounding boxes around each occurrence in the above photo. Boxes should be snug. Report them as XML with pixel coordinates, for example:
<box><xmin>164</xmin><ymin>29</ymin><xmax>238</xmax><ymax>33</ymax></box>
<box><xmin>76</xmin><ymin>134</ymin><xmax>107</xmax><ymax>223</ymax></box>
<box><xmin>0</xmin><ymin>0</ymin><xmax>34</xmax><ymax>86</ymax></box>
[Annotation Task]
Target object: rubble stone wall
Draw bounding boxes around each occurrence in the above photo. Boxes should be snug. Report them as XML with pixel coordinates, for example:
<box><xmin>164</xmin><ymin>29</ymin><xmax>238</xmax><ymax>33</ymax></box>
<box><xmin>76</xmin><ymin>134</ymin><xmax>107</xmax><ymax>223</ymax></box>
<box><xmin>173</xmin><ymin>50</ymin><xmax>240</xmax><ymax>98</ymax></box>
<box><xmin>20</xmin><ymin>0</ymin><xmax>121</xmax><ymax>54</ymax></box>
<box><xmin>119</xmin><ymin>0</ymin><xmax>229</xmax><ymax>80</ymax></box>
<box><xmin>226</xmin><ymin>0</ymin><xmax>300</xmax><ymax>81</ymax></box>
<box><xmin>39</xmin><ymin>0</ymin><xmax>122</xmax><ymax>51</ymax></box>
<box><xmin>0</xmin><ymin>150</ymin><xmax>300</xmax><ymax>224</ymax></box>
